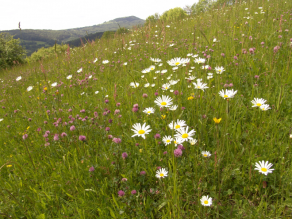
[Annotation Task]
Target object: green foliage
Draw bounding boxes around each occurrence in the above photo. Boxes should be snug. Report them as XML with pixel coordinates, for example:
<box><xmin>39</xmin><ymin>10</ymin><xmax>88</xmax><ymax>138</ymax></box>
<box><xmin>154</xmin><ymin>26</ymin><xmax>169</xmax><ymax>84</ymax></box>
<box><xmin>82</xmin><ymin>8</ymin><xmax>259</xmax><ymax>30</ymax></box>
<box><xmin>66</xmin><ymin>32</ymin><xmax>104</xmax><ymax>47</ymax></box>
<box><xmin>0</xmin><ymin>33</ymin><xmax>26</xmax><ymax>70</ymax></box>
<box><xmin>1</xmin><ymin>0</ymin><xmax>292</xmax><ymax>218</ymax></box>
<box><xmin>102</xmin><ymin>31</ymin><xmax>116</xmax><ymax>39</ymax></box>
<box><xmin>26</xmin><ymin>44</ymin><xmax>68</xmax><ymax>62</ymax></box>
<box><xmin>160</xmin><ymin>7</ymin><xmax>187</xmax><ymax>22</ymax></box>
<box><xmin>145</xmin><ymin>13</ymin><xmax>160</xmax><ymax>26</ymax></box>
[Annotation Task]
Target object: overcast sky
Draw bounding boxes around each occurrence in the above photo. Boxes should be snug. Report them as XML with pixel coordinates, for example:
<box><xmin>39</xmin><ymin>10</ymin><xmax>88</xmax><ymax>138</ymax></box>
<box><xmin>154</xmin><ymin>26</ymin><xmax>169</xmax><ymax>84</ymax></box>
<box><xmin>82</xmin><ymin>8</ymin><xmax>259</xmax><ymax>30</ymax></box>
<box><xmin>0</xmin><ymin>0</ymin><xmax>197</xmax><ymax>31</ymax></box>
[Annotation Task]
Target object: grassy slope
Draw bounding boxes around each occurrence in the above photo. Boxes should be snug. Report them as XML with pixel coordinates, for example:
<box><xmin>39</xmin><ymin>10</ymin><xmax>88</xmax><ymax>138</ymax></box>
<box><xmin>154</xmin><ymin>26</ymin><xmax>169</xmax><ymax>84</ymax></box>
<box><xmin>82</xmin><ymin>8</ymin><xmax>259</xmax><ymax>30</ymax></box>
<box><xmin>0</xmin><ymin>0</ymin><xmax>292</xmax><ymax>218</ymax></box>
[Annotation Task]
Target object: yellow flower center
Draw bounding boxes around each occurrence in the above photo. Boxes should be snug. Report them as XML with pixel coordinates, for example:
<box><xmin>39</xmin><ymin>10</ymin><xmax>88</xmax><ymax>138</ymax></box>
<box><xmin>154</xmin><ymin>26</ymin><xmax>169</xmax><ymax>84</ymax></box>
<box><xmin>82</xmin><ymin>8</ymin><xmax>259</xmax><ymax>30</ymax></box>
<box><xmin>151</xmin><ymin>68</ymin><xmax>154</xmax><ymax>70</ymax></box>
<box><xmin>175</xmin><ymin>62</ymin><xmax>180</xmax><ymax>65</ymax></box>
<box><xmin>138</xmin><ymin>130</ymin><xmax>145</xmax><ymax>134</ymax></box>
<box><xmin>261</xmin><ymin>168</ymin><xmax>267</xmax><ymax>172</ymax></box>
<box><xmin>182</xmin><ymin>133</ymin><xmax>188</xmax><ymax>138</ymax></box>
<box><xmin>224</xmin><ymin>95</ymin><xmax>228</xmax><ymax>98</ymax></box>
<box><xmin>161</xmin><ymin>102</ymin><xmax>167</xmax><ymax>106</ymax></box>
<box><xmin>203</xmin><ymin>154</ymin><xmax>208</xmax><ymax>157</ymax></box>
<box><xmin>135</xmin><ymin>85</ymin><xmax>138</xmax><ymax>87</ymax></box>
<box><xmin>256</xmin><ymin>103</ymin><xmax>262</xmax><ymax>106</ymax></box>
<box><xmin>166</xmin><ymin>140</ymin><xmax>171</xmax><ymax>143</ymax></box>
<box><xmin>197</xmin><ymin>86</ymin><xmax>201</xmax><ymax>88</ymax></box>
<box><xmin>165</xmin><ymin>87</ymin><xmax>168</xmax><ymax>89</ymax></box>
<box><xmin>174</xmin><ymin>141</ymin><xmax>177</xmax><ymax>144</ymax></box>
<box><xmin>219</xmin><ymin>69</ymin><xmax>222</xmax><ymax>72</ymax></box>
<box><xmin>175</xmin><ymin>125</ymin><xmax>180</xmax><ymax>129</ymax></box>
<box><xmin>160</xmin><ymin>173</ymin><xmax>164</xmax><ymax>177</ymax></box>
<box><xmin>147</xmin><ymin>111</ymin><xmax>151</xmax><ymax>114</ymax></box>
<box><xmin>204</xmin><ymin>200</ymin><xmax>208</xmax><ymax>204</ymax></box>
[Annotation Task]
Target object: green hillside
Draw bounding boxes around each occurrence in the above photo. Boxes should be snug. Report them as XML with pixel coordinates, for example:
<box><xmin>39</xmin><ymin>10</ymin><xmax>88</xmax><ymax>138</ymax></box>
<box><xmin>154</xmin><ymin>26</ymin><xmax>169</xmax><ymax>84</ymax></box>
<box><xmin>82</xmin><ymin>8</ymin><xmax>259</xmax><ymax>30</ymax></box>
<box><xmin>1</xmin><ymin>16</ymin><xmax>145</xmax><ymax>56</ymax></box>
<box><xmin>0</xmin><ymin>1</ymin><xmax>292</xmax><ymax>218</ymax></box>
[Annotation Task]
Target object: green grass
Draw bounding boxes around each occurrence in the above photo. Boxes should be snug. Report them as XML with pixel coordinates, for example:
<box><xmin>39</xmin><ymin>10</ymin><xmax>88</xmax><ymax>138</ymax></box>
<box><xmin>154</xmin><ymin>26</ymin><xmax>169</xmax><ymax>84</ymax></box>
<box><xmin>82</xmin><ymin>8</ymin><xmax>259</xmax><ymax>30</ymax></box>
<box><xmin>0</xmin><ymin>0</ymin><xmax>292</xmax><ymax>218</ymax></box>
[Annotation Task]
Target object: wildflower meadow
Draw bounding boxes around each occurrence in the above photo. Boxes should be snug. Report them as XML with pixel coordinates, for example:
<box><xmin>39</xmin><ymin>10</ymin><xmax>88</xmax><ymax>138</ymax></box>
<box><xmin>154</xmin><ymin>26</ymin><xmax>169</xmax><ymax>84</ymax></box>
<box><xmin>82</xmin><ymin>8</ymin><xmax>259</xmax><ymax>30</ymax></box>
<box><xmin>1</xmin><ymin>0</ymin><xmax>292</xmax><ymax>218</ymax></box>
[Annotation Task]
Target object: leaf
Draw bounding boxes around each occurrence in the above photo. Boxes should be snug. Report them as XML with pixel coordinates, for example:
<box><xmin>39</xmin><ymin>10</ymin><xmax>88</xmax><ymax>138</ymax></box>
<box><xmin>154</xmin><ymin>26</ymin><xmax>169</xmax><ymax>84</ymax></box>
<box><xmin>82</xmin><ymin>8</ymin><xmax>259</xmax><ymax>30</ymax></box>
<box><xmin>36</xmin><ymin>214</ymin><xmax>45</xmax><ymax>219</ymax></box>
<box><xmin>227</xmin><ymin>189</ymin><xmax>232</xmax><ymax>195</ymax></box>
<box><xmin>157</xmin><ymin>201</ymin><xmax>167</xmax><ymax>211</ymax></box>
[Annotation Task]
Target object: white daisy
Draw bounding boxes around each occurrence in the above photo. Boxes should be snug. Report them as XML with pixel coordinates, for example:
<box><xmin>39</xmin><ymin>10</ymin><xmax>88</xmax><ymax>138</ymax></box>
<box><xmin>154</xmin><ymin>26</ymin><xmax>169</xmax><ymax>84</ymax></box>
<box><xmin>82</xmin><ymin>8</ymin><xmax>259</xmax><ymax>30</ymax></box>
<box><xmin>162</xmin><ymin>136</ymin><xmax>173</xmax><ymax>146</ymax></box>
<box><xmin>142</xmin><ymin>68</ymin><xmax>151</xmax><ymax>73</ymax></box>
<box><xmin>169</xmin><ymin>80</ymin><xmax>179</xmax><ymax>85</ymax></box>
<box><xmin>201</xmin><ymin>65</ymin><xmax>210</xmax><ymax>70</ymax></box>
<box><xmin>16</xmin><ymin>76</ymin><xmax>22</xmax><ymax>81</ymax></box>
<box><xmin>192</xmin><ymin>54</ymin><xmax>198</xmax><ymax>58</ymax></box>
<box><xmin>151</xmin><ymin>84</ymin><xmax>155</xmax><ymax>87</ymax></box>
<box><xmin>51</xmin><ymin>82</ymin><xmax>57</xmax><ymax>87</ymax></box>
<box><xmin>186</xmin><ymin>76</ymin><xmax>196</xmax><ymax>81</ymax></box>
<box><xmin>260</xmin><ymin>104</ymin><xmax>271</xmax><ymax>111</ymax></box>
<box><xmin>154</xmin><ymin>95</ymin><xmax>173</xmax><ymax>108</ymax></box>
<box><xmin>168</xmin><ymin>120</ymin><xmax>187</xmax><ymax>130</ymax></box>
<box><xmin>251</xmin><ymin>98</ymin><xmax>267</xmax><ymax>107</ymax></box>
<box><xmin>189</xmin><ymin>139</ymin><xmax>198</xmax><ymax>145</ymax></box>
<box><xmin>93</xmin><ymin>58</ymin><xmax>98</xmax><ymax>63</ymax></box>
<box><xmin>215</xmin><ymin>66</ymin><xmax>225</xmax><ymax>74</ymax></box>
<box><xmin>255</xmin><ymin>160</ymin><xmax>274</xmax><ymax>175</ymax></box>
<box><xmin>130</xmin><ymin>82</ymin><xmax>139</xmax><ymax>88</ymax></box>
<box><xmin>144</xmin><ymin>83</ymin><xmax>150</xmax><ymax>87</ymax></box>
<box><xmin>88</xmin><ymin>75</ymin><xmax>92</xmax><ymax>79</ymax></box>
<box><xmin>162</xmin><ymin>83</ymin><xmax>171</xmax><ymax>91</ymax></box>
<box><xmin>67</xmin><ymin>75</ymin><xmax>72</xmax><ymax>79</ymax></box>
<box><xmin>193</xmin><ymin>80</ymin><xmax>209</xmax><ymax>91</ymax></box>
<box><xmin>131</xmin><ymin>123</ymin><xmax>152</xmax><ymax>139</ymax></box>
<box><xmin>27</xmin><ymin>86</ymin><xmax>33</xmax><ymax>92</ymax></box>
<box><xmin>194</xmin><ymin>57</ymin><xmax>206</xmax><ymax>64</ymax></box>
<box><xmin>123</xmin><ymin>62</ymin><xmax>127</xmax><ymax>65</ymax></box>
<box><xmin>167</xmin><ymin>57</ymin><xmax>185</xmax><ymax>66</ymax></box>
<box><xmin>158</xmin><ymin>63</ymin><xmax>163</xmax><ymax>67</ymax></box>
<box><xmin>77</xmin><ymin>68</ymin><xmax>82</xmax><ymax>73</ymax></box>
<box><xmin>187</xmin><ymin>53</ymin><xmax>193</xmax><ymax>56</ymax></box>
<box><xmin>200</xmin><ymin>195</ymin><xmax>212</xmax><ymax>206</ymax></box>
<box><xmin>155</xmin><ymin>70</ymin><xmax>161</xmax><ymax>74</ymax></box>
<box><xmin>207</xmin><ymin>73</ymin><xmax>213</xmax><ymax>80</ymax></box>
<box><xmin>202</xmin><ymin>151</ymin><xmax>211</xmax><ymax>157</ymax></box>
<box><xmin>143</xmin><ymin>107</ymin><xmax>155</xmax><ymax>115</ymax></box>
<box><xmin>174</xmin><ymin>126</ymin><xmax>196</xmax><ymax>142</ymax></box>
<box><xmin>150</xmin><ymin>58</ymin><xmax>162</xmax><ymax>63</ymax></box>
<box><xmin>172</xmin><ymin>67</ymin><xmax>179</xmax><ymax>71</ymax></box>
<box><xmin>155</xmin><ymin>168</ymin><xmax>168</xmax><ymax>179</ymax></box>
<box><xmin>161</xmin><ymin>70</ymin><xmax>167</xmax><ymax>74</ymax></box>
<box><xmin>219</xmin><ymin>89</ymin><xmax>238</xmax><ymax>99</ymax></box>
<box><xmin>95</xmin><ymin>91</ymin><xmax>99</xmax><ymax>94</ymax></box>
<box><xmin>0</xmin><ymin>118</ymin><xmax>3</xmax><ymax>122</ymax></box>
<box><xmin>102</xmin><ymin>60</ymin><xmax>109</xmax><ymax>64</ymax></box>
<box><xmin>149</xmin><ymin>65</ymin><xmax>155</xmax><ymax>71</ymax></box>
<box><xmin>169</xmin><ymin>105</ymin><xmax>178</xmax><ymax>111</ymax></box>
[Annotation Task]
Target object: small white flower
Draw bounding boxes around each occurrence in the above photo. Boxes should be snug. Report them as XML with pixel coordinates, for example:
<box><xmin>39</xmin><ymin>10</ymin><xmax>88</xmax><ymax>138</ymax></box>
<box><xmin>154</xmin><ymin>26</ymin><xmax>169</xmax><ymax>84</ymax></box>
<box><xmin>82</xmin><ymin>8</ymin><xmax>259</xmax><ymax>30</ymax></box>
<box><xmin>131</xmin><ymin>123</ymin><xmax>152</xmax><ymax>139</ymax></box>
<box><xmin>202</xmin><ymin>151</ymin><xmax>211</xmax><ymax>157</ymax></box>
<box><xmin>251</xmin><ymin>98</ymin><xmax>267</xmax><ymax>107</ymax></box>
<box><xmin>130</xmin><ymin>82</ymin><xmax>139</xmax><ymax>88</ymax></box>
<box><xmin>143</xmin><ymin>107</ymin><xmax>155</xmax><ymax>115</ymax></box>
<box><xmin>0</xmin><ymin>118</ymin><xmax>3</xmax><ymax>122</ymax></box>
<box><xmin>174</xmin><ymin>126</ymin><xmax>196</xmax><ymax>143</ymax></box>
<box><xmin>200</xmin><ymin>195</ymin><xmax>212</xmax><ymax>206</ymax></box>
<box><xmin>81</xmin><ymin>92</ymin><xmax>85</xmax><ymax>95</ymax></box>
<box><xmin>95</xmin><ymin>91</ymin><xmax>99</xmax><ymax>94</ymax></box>
<box><xmin>123</xmin><ymin>62</ymin><xmax>127</xmax><ymax>65</ymax></box>
<box><xmin>169</xmin><ymin>105</ymin><xmax>178</xmax><ymax>111</ymax></box>
<box><xmin>260</xmin><ymin>104</ymin><xmax>271</xmax><ymax>111</ymax></box>
<box><xmin>51</xmin><ymin>82</ymin><xmax>57</xmax><ymax>87</ymax></box>
<box><xmin>16</xmin><ymin>76</ymin><xmax>22</xmax><ymax>81</ymax></box>
<box><xmin>155</xmin><ymin>168</ymin><xmax>168</xmax><ymax>178</ymax></box>
<box><xmin>102</xmin><ymin>60</ymin><xmax>109</xmax><ymax>64</ymax></box>
<box><xmin>67</xmin><ymin>75</ymin><xmax>72</xmax><ymax>79</ymax></box>
<box><xmin>88</xmin><ymin>75</ymin><xmax>92</xmax><ymax>79</ymax></box>
<box><xmin>144</xmin><ymin>83</ymin><xmax>150</xmax><ymax>88</ymax></box>
<box><xmin>162</xmin><ymin>136</ymin><xmax>173</xmax><ymax>146</ymax></box>
<box><xmin>27</xmin><ymin>86</ymin><xmax>33</xmax><ymax>92</ymax></box>
<box><xmin>161</xmin><ymin>70</ymin><xmax>167</xmax><ymax>74</ymax></box>
<box><xmin>255</xmin><ymin>160</ymin><xmax>274</xmax><ymax>175</ymax></box>
<box><xmin>158</xmin><ymin>63</ymin><xmax>163</xmax><ymax>67</ymax></box>
<box><xmin>93</xmin><ymin>58</ymin><xmax>98</xmax><ymax>63</ymax></box>
<box><xmin>189</xmin><ymin>139</ymin><xmax>198</xmax><ymax>145</ymax></box>
<box><xmin>77</xmin><ymin>68</ymin><xmax>82</xmax><ymax>73</ymax></box>
<box><xmin>219</xmin><ymin>89</ymin><xmax>238</xmax><ymax>99</ymax></box>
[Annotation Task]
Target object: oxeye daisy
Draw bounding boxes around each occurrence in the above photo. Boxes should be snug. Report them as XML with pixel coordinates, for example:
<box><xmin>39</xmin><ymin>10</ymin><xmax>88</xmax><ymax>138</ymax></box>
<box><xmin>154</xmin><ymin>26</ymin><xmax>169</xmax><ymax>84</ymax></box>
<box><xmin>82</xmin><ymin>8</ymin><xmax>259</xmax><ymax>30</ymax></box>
<box><xmin>130</xmin><ymin>82</ymin><xmax>139</xmax><ymax>88</ymax></box>
<box><xmin>173</xmin><ymin>138</ymin><xmax>183</xmax><ymax>146</ymax></box>
<box><xmin>201</xmin><ymin>65</ymin><xmax>210</xmax><ymax>70</ymax></box>
<box><xmin>27</xmin><ymin>86</ymin><xmax>33</xmax><ymax>92</ymax></box>
<box><xmin>143</xmin><ymin>107</ymin><xmax>155</xmax><ymax>115</ymax></box>
<box><xmin>131</xmin><ymin>123</ymin><xmax>152</xmax><ymax>139</ymax></box>
<box><xmin>51</xmin><ymin>82</ymin><xmax>57</xmax><ymax>87</ymax></box>
<box><xmin>219</xmin><ymin>89</ymin><xmax>238</xmax><ymax>99</ymax></box>
<box><xmin>192</xmin><ymin>54</ymin><xmax>198</xmax><ymax>58</ymax></box>
<box><xmin>16</xmin><ymin>76</ymin><xmax>22</xmax><ymax>81</ymax></box>
<box><xmin>202</xmin><ymin>151</ymin><xmax>211</xmax><ymax>157</ymax></box>
<box><xmin>162</xmin><ymin>83</ymin><xmax>171</xmax><ymax>91</ymax></box>
<box><xmin>207</xmin><ymin>73</ymin><xmax>213</xmax><ymax>79</ymax></box>
<box><xmin>154</xmin><ymin>95</ymin><xmax>173</xmax><ymax>108</ymax></box>
<box><xmin>102</xmin><ymin>60</ymin><xmax>109</xmax><ymax>64</ymax></box>
<box><xmin>193</xmin><ymin>80</ymin><xmax>209</xmax><ymax>91</ymax></box>
<box><xmin>255</xmin><ymin>160</ymin><xmax>274</xmax><ymax>175</ymax></box>
<box><xmin>167</xmin><ymin>57</ymin><xmax>184</xmax><ymax>66</ymax></box>
<box><xmin>215</xmin><ymin>66</ymin><xmax>225</xmax><ymax>74</ymax></box>
<box><xmin>251</xmin><ymin>98</ymin><xmax>267</xmax><ymax>107</ymax></box>
<box><xmin>186</xmin><ymin>75</ymin><xmax>196</xmax><ymax>81</ymax></box>
<box><xmin>144</xmin><ymin>83</ymin><xmax>150</xmax><ymax>87</ymax></box>
<box><xmin>189</xmin><ymin>139</ymin><xmax>198</xmax><ymax>145</ymax></box>
<box><xmin>67</xmin><ymin>75</ymin><xmax>72</xmax><ymax>79</ymax></box>
<box><xmin>175</xmin><ymin>126</ymin><xmax>196</xmax><ymax>142</ymax></box>
<box><xmin>155</xmin><ymin>70</ymin><xmax>161</xmax><ymax>74</ymax></box>
<box><xmin>142</xmin><ymin>68</ymin><xmax>150</xmax><ymax>73</ymax></box>
<box><xmin>260</xmin><ymin>104</ymin><xmax>271</xmax><ymax>111</ymax></box>
<box><xmin>200</xmin><ymin>195</ymin><xmax>212</xmax><ymax>206</ymax></box>
<box><xmin>150</xmin><ymin>57</ymin><xmax>162</xmax><ymax>63</ymax></box>
<box><xmin>149</xmin><ymin>65</ymin><xmax>155</xmax><ymax>71</ymax></box>
<box><xmin>162</xmin><ymin>136</ymin><xmax>173</xmax><ymax>146</ymax></box>
<box><xmin>168</xmin><ymin>120</ymin><xmax>187</xmax><ymax>130</ymax></box>
<box><xmin>169</xmin><ymin>105</ymin><xmax>178</xmax><ymax>111</ymax></box>
<box><xmin>77</xmin><ymin>68</ymin><xmax>82</xmax><ymax>73</ymax></box>
<box><xmin>93</xmin><ymin>58</ymin><xmax>98</xmax><ymax>63</ymax></box>
<box><xmin>155</xmin><ymin>168</ymin><xmax>168</xmax><ymax>178</ymax></box>
<box><xmin>169</xmin><ymin>80</ymin><xmax>179</xmax><ymax>85</ymax></box>
<box><xmin>161</xmin><ymin>70</ymin><xmax>167</xmax><ymax>74</ymax></box>
<box><xmin>194</xmin><ymin>57</ymin><xmax>206</xmax><ymax>64</ymax></box>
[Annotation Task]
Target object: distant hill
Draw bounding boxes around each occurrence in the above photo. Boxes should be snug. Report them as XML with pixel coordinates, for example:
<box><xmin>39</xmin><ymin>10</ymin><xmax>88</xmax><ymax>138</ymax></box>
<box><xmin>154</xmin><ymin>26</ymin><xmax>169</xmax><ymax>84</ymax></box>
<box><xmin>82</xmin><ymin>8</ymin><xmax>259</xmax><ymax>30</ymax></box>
<box><xmin>0</xmin><ymin>16</ymin><xmax>145</xmax><ymax>56</ymax></box>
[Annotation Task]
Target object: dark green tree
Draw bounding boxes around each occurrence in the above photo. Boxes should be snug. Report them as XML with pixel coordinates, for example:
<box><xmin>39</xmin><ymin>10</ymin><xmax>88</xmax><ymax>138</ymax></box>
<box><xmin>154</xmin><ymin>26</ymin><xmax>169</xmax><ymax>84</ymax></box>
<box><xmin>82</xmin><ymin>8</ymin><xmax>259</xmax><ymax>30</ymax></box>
<box><xmin>0</xmin><ymin>33</ymin><xmax>26</xmax><ymax>70</ymax></box>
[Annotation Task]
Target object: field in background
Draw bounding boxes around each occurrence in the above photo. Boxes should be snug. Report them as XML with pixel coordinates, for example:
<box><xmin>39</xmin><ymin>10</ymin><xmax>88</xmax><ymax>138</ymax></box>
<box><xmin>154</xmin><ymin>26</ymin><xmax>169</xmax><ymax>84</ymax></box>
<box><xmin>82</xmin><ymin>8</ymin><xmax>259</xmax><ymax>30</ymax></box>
<box><xmin>0</xmin><ymin>0</ymin><xmax>292</xmax><ymax>218</ymax></box>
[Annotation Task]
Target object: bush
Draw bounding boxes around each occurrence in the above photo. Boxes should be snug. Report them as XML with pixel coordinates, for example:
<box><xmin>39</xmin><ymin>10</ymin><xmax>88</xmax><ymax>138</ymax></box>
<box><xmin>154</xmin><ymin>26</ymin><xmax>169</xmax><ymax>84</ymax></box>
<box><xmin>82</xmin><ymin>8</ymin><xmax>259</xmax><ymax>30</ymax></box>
<box><xmin>0</xmin><ymin>33</ymin><xmax>26</xmax><ymax>70</ymax></box>
<box><xmin>160</xmin><ymin>7</ymin><xmax>187</xmax><ymax>22</ymax></box>
<box><xmin>27</xmin><ymin>44</ymin><xmax>68</xmax><ymax>63</ymax></box>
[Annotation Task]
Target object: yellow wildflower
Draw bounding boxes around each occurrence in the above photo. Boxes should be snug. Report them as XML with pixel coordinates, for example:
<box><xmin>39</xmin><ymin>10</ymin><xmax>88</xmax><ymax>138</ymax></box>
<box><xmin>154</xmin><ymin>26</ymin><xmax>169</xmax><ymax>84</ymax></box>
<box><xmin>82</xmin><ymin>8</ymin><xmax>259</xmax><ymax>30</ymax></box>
<box><xmin>213</xmin><ymin>117</ymin><xmax>222</xmax><ymax>124</ymax></box>
<box><xmin>161</xmin><ymin>115</ymin><xmax>166</xmax><ymax>119</ymax></box>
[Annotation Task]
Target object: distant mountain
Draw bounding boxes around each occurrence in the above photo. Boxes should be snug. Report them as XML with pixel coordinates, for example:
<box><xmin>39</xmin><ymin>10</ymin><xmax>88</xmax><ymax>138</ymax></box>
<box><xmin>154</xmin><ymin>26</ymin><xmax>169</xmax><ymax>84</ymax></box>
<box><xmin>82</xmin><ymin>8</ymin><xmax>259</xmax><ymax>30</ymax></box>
<box><xmin>0</xmin><ymin>16</ymin><xmax>145</xmax><ymax>56</ymax></box>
